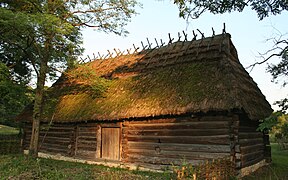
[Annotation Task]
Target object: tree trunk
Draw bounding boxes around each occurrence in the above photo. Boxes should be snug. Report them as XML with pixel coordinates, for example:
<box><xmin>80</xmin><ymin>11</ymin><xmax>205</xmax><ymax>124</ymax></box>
<box><xmin>28</xmin><ymin>0</ymin><xmax>54</xmax><ymax>158</ymax></box>
<box><xmin>29</xmin><ymin>59</ymin><xmax>48</xmax><ymax>157</ymax></box>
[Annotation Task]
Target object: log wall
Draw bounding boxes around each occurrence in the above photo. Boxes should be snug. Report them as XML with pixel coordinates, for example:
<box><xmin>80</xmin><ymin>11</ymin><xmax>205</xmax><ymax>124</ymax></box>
<box><xmin>121</xmin><ymin>115</ymin><xmax>233</xmax><ymax>168</ymax></box>
<box><xmin>23</xmin><ymin>122</ymin><xmax>120</xmax><ymax>160</ymax></box>
<box><xmin>23</xmin><ymin>123</ymin><xmax>75</xmax><ymax>156</ymax></box>
<box><xmin>238</xmin><ymin>116</ymin><xmax>265</xmax><ymax>168</ymax></box>
<box><xmin>23</xmin><ymin>113</ymin><xmax>266</xmax><ymax>171</ymax></box>
<box><xmin>74</xmin><ymin>123</ymin><xmax>98</xmax><ymax>159</ymax></box>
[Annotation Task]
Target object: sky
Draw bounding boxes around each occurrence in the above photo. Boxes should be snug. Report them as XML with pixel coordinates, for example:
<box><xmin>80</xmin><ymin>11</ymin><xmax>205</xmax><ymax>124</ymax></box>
<box><xmin>81</xmin><ymin>0</ymin><xmax>288</xmax><ymax>111</ymax></box>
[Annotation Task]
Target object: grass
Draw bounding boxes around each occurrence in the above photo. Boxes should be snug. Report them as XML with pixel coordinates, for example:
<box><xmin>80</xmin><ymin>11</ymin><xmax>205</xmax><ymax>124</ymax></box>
<box><xmin>243</xmin><ymin>143</ymin><xmax>288</xmax><ymax>180</ymax></box>
<box><xmin>0</xmin><ymin>125</ymin><xmax>19</xmax><ymax>135</ymax></box>
<box><xmin>0</xmin><ymin>144</ymin><xmax>287</xmax><ymax>179</ymax></box>
<box><xmin>0</xmin><ymin>155</ymin><xmax>173</xmax><ymax>180</ymax></box>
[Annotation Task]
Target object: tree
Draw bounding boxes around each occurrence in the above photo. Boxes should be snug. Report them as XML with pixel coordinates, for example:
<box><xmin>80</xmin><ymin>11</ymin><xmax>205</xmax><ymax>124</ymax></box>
<box><xmin>0</xmin><ymin>0</ymin><xmax>139</xmax><ymax>157</ymax></box>
<box><xmin>246</xmin><ymin>33</ymin><xmax>288</xmax><ymax>112</ymax></box>
<box><xmin>173</xmin><ymin>0</ymin><xmax>288</xmax><ymax>20</ymax></box>
<box><xmin>258</xmin><ymin>112</ymin><xmax>288</xmax><ymax>149</ymax></box>
<box><xmin>0</xmin><ymin>62</ymin><xmax>33</xmax><ymax>127</ymax></box>
<box><xmin>173</xmin><ymin>0</ymin><xmax>288</xmax><ymax>112</ymax></box>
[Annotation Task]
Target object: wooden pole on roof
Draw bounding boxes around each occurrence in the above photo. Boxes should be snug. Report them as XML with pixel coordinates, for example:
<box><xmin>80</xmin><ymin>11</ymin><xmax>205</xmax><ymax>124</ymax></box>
<box><xmin>154</xmin><ymin>38</ymin><xmax>159</xmax><ymax>48</ymax></box>
<box><xmin>212</xmin><ymin>27</ymin><xmax>215</xmax><ymax>37</ymax></box>
<box><xmin>146</xmin><ymin>38</ymin><xmax>152</xmax><ymax>49</ymax></box>
<box><xmin>168</xmin><ymin>33</ymin><xmax>174</xmax><ymax>44</ymax></box>
<box><xmin>197</xmin><ymin>29</ymin><xmax>205</xmax><ymax>39</ymax></box>
<box><xmin>192</xmin><ymin>30</ymin><xmax>197</xmax><ymax>40</ymax></box>
<box><xmin>177</xmin><ymin>32</ymin><xmax>181</xmax><ymax>41</ymax></box>
<box><xmin>223</xmin><ymin>23</ymin><xmax>226</xmax><ymax>34</ymax></box>
<box><xmin>182</xmin><ymin>31</ymin><xmax>188</xmax><ymax>41</ymax></box>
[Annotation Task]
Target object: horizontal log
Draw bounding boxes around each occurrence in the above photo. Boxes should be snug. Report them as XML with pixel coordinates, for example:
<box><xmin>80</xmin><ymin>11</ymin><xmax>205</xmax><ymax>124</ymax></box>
<box><xmin>239</xmin><ymin>127</ymin><xmax>257</xmax><ymax>132</ymax></box>
<box><xmin>126</xmin><ymin>142</ymin><xmax>230</xmax><ymax>153</ymax></box>
<box><xmin>39</xmin><ymin>134</ymin><xmax>72</xmax><ymax>139</ymax></box>
<box><xmin>77</xmin><ymin>132</ymin><xmax>97</xmax><ymax>137</ymax></box>
<box><xmin>124</xmin><ymin>121</ymin><xmax>229</xmax><ymax>130</ymax></box>
<box><xmin>42</xmin><ymin>126</ymin><xmax>74</xmax><ymax>130</ymax></box>
<box><xmin>78</xmin><ymin>127</ymin><xmax>97</xmax><ymax>132</ymax></box>
<box><xmin>241</xmin><ymin>150</ymin><xmax>264</xmax><ymax>162</ymax></box>
<box><xmin>75</xmin><ymin>150</ymin><xmax>96</xmax><ymax>157</ymax></box>
<box><xmin>78</xmin><ymin>123</ymin><xmax>98</xmax><ymax>127</ymax></box>
<box><xmin>40</xmin><ymin>138</ymin><xmax>71</xmax><ymax>145</ymax></box>
<box><xmin>42</xmin><ymin>123</ymin><xmax>74</xmax><ymax>127</ymax></box>
<box><xmin>76</xmin><ymin>140</ymin><xmax>97</xmax><ymax>146</ymax></box>
<box><xmin>25</xmin><ymin>135</ymin><xmax>71</xmax><ymax>145</ymax></box>
<box><xmin>39</xmin><ymin>131</ymin><xmax>73</xmax><ymax>136</ymax></box>
<box><xmin>240</xmin><ymin>144</ymin><xmax>264</xmax><ymax>154</ymax></box>
<box><xmin>125</xmin><ymin>154</ymin><xmax>206</xmax><ymax>165</ymax></box>
<box><xmin>239</xmin><ymin>121</ymin><xmax>258</xmax><ymax>126</ymax></box>
<box><xmin>125</xmin><ymin>149</ymin><xmax>229</xmax><ymax>160</ymax></box>
<box><xmin>126</xmin><ymin>135</ymin><xmax>230</xmax><ymax>145</ymax></box>
<box><xmin>25</xmin><ymin>128</ymin><xmax>74</xmax><ymax>134</ymax></box>
<box><xmin>239</xmin><ymin>132</ymin><xmax>263</xmax><ymax>139</ymax></box>
<box><xmin>76</xmin><ymin>145</ymin><xmax>96</xmax><ymax>151</ymax></box>
<box><xmin>40</xmin><ymin>142</ymin><xmax>70</xmax><ymax>150</ymax></box>
<box><xmin>39</xmin><ymin>146</ymin><xmax>68</xmax><ymax>154</ymax></box>
<box><xmin>77</xmin><ymin>136</ymin><xmax>97</xmax><ymax>141</ymax></box>
<box><xmin>241</xmin><ymin>154</ymin><xmax>264</xmax><ymax>168</ymax></box>
<box><xmin>239</xmin><ymin>138</ymin><xmax>263</xmax><ymax>146</ymax></box>
<box><xmin>124</xmin><ymin>128</ymin><xmax>229</xmax><ymax>137</ymax></box>
<box><xmin>39</xmin><ymin>135</ymin><xmax>71</xmax><ymax>141</ymax></box>
<box><xmin>77</xmin><ymin>139</ymin><xmax>97</xmax><ymax>145</ymax></box>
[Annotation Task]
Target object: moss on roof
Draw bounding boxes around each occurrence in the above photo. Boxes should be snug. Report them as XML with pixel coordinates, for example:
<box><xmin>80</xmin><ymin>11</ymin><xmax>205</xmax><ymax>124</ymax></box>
<box><xmin>18</xmin><ymin>34</ymin><xmax>272</xmax><ymax>122</ymax></box>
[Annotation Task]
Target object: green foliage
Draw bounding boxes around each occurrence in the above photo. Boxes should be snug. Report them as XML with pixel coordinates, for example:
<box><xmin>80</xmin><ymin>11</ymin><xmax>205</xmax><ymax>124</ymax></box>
<box><xmin>258</xmin><ymin>112</ymin><xmax>288</xmax><ymax>149</ymax></box>
<box><xmin>1</xmin><ymin>0</ymin><xmax>139</xmax><ymax>155</ymax></box>
<box><xmin>0</xmin><ymin>62</ymin><xmax>33</xmax><ymax>126</ymax></box>
<box><xmin>0</xmin><ymin>0</ymin><xmax>140</xmax><ymax>82</ymax></box>
<box><xmin>257</xmin><ymin>111</ymin><xmax>282</xmax><ymax>132</ymax></box>
<box><xmin>174</xmin><ymin>0</ymin><xmax>288</xmax><ymax>20</ymax></box>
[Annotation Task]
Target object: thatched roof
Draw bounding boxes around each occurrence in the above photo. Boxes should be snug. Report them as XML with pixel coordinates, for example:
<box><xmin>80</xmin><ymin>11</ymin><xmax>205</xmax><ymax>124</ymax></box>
<box><xmin>18</xmin><ymin>33</ymin><xmax>272</xmax><ymax>122</ymax></box>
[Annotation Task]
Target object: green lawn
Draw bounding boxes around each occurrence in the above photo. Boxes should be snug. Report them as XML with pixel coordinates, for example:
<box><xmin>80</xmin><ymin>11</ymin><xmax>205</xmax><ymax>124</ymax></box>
<box><xmin>0</xmin><ymin>125</ymin><xmax>19</xmax><ymax>135</ymax></box>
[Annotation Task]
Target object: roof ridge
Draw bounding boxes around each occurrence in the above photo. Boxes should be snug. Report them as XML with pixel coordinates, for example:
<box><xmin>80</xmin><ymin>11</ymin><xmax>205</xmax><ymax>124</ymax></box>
<box><xmin>80</xmin><ymin>25</ymin><xmax>230</xmax><ymax>63</ymax></box>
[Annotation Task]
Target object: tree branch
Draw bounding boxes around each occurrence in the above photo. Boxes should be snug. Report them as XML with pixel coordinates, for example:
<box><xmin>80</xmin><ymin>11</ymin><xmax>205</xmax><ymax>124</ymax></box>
<box><xmin>246</xmin><ymin>49</ymin><xmax>286</xmax><ymax>72</ymax></box>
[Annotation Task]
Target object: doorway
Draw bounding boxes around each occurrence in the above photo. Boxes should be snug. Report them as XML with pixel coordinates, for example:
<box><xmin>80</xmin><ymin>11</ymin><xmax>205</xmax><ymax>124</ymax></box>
<box><xmin>101</xmin><ymin>127</ymin><xmax>120</xmax><ymax>160</ymax></box>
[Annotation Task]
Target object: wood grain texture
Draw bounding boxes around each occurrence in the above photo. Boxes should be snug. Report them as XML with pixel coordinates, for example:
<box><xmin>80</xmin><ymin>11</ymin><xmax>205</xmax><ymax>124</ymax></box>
<box><xmin>102</xmin><ymin>128</ymin><xmax>120</xmax><ymax>160</ymax></box>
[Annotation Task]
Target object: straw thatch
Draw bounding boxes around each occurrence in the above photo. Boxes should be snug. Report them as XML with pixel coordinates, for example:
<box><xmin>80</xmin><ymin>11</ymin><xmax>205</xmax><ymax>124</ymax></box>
<box><xmin>18</xmin><ymin>33</ymin><xmax>272</xmax><ymax>122</ymax></box>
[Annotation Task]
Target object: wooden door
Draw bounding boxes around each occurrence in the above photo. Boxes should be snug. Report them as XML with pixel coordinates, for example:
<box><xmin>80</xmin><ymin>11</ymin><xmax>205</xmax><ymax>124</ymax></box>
<box><xmin>101</xmin><ymin>128</ymin><xmax>120</xmax><ymax>160</ymax></box>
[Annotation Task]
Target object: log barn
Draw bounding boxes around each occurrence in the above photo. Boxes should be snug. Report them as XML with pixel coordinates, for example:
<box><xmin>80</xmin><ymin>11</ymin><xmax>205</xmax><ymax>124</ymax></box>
<box><xmin>18</xmin><ymin>33</ymin><xmax>273</xmax><ymax>176</ymax></box>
